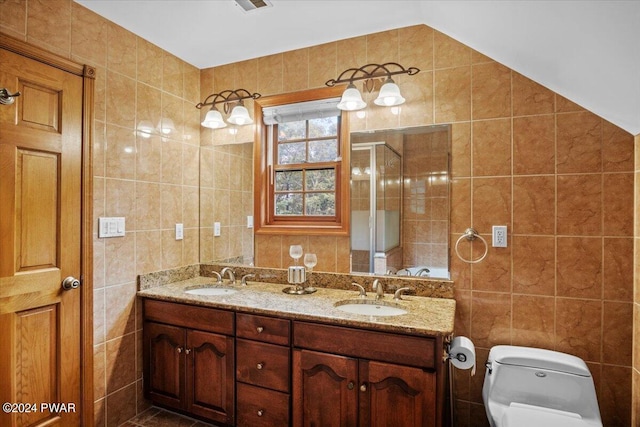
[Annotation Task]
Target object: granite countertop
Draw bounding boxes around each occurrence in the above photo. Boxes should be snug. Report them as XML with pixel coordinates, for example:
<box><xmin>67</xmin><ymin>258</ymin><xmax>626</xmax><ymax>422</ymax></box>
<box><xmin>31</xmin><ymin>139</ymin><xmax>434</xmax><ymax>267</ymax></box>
<box><xmin>137</xmin><ymin>276</ymin><xmax>456</xmax><ymax>338</ymax></box>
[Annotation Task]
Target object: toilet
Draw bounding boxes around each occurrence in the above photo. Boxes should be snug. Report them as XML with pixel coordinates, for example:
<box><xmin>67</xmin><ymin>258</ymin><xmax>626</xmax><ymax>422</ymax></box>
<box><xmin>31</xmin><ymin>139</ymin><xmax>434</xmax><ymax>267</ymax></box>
<box><xmin>482</xmin><ymin>345</ymin><xmax>602</xmax><ymax>427</ymax></box>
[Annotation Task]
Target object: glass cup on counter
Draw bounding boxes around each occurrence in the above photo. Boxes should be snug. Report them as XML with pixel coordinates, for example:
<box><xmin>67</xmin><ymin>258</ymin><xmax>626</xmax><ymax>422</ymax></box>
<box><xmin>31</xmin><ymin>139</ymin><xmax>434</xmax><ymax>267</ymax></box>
<box><xmin>289</xmin><ymin>245</ymin><xmax>303</xmax><ymax>266</ymax></box>
<box><xmin>303</xmin><ymin>253</ymin><xmax>318</xmax><ymax>292</ymax></box>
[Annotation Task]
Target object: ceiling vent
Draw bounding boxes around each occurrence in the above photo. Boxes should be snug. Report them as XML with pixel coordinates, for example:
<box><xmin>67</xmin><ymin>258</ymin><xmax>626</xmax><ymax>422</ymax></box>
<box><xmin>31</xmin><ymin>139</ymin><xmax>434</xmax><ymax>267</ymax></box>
<box><xmin>234</xmin><ymin>0</ymin><xmax>272</xmax><ymax>12</ymax></box>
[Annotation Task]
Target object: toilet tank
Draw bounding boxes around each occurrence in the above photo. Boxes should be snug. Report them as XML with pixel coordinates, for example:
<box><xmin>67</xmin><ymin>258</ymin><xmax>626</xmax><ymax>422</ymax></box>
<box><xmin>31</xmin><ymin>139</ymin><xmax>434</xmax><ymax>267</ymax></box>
<box><xmin>482</xmin><ymin>346</ymin><xmax>601</xmax><ymax>421</ymax></box>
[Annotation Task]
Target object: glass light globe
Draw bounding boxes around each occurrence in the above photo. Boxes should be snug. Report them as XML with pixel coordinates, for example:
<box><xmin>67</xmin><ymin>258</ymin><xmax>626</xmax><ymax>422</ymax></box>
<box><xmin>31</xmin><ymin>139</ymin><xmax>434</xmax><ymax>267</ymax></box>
<box><xmin>201</xmin><ymin>107</ymin><xmax>226</xmax><ymax>129</ymax></box>
<box><xmin>374</xmin><ymin>78</ymin><xmax>405</xmax><ymax>107</ymax></box>
<box><xmin>227</xmin><ymin>104</ymin><xmax>253</xmax><ymax>125</ymax></box>
<box><xmin>337</xmin><ymin>84</ymin><xmax>366</xmax><ymax>111</ymax></box>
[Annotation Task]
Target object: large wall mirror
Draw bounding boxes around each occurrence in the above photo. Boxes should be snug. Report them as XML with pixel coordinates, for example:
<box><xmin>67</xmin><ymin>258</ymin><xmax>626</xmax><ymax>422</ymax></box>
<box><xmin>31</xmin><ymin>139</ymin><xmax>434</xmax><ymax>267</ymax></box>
<box><xmin>199</xmin><ymin>123</ymin><xmax>451</xmax><ymax>280</ymax></box>
<box><xmin>350</xmin><ymin>125</ymin><xmax>451</xmax><ymax>279</ymax></box>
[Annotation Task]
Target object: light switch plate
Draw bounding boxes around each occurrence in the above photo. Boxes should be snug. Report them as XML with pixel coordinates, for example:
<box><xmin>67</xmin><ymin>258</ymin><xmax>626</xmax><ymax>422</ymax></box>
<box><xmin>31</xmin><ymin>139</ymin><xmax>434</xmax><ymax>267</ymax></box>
<box><xmin>175</xmin><ymin>223</ymin><xmax>183</xmax><ymax>240</ymax></box>
<box><xmin>214</xmin><ymin>222</ymin><xmax>221</xmax><ymax>237</ymax></box>
<box><xmin>98</xmin><ymin>217</ymin><xmax>125</xmax><ymax>238</ymax></box>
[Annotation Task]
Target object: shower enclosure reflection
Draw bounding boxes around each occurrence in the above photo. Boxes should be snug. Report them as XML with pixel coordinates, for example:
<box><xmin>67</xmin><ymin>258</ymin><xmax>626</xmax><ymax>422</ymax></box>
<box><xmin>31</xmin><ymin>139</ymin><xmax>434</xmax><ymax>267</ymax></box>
<box><xmin>350</xmin><ymin>125</ymin><xmax>450</xmax><ymax>278</ymax></box>
<box><xmin>350</xmin><ymin>143</ymin><xmax>401</xmax><ymax>274</ymax></box>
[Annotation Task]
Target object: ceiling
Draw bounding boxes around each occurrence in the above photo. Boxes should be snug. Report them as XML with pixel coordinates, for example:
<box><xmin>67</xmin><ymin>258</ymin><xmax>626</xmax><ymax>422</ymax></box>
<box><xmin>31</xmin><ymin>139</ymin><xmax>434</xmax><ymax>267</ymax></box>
<box><xmin>75</xmin><ymin>0</ymin><xmax>640</xmax><ymax>135</ymax></box>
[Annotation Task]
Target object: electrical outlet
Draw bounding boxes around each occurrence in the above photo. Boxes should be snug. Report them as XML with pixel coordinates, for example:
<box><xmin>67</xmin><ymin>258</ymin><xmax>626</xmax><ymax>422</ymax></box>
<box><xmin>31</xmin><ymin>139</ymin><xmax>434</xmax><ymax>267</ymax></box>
<box><xmin>175</xmin><ymin>223</ymin><xmax>183</xmax><ymax>240</ymax></box>
<box><xmin>214</xmin><ymin>222</ymin><xmax>221</xmax><ymax>237</ymax></box>
<box><xmin>492</xmin><ymin>225</ymin><xmax>507</xmax><ymax>247</ymax></box>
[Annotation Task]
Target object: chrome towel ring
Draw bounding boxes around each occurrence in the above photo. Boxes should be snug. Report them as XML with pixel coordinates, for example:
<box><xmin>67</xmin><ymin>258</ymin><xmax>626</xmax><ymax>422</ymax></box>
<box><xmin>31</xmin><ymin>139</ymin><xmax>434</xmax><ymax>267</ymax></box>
<box><xmin>454</xmin><ymin>228</ymin><xmax>488</xmax><ymax>264</ymax></box>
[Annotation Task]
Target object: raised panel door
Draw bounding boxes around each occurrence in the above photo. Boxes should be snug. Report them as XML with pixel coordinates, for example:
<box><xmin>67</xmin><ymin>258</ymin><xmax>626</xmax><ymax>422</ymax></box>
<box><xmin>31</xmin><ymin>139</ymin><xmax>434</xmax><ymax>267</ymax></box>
<box><xmin>144</xmin><ymin>322</ymin><xmax>184</xmax><ymax>411</ymax></box>
<box><xmin>293</xmin><ymin>349</ymin><xmax>358</xmax><ymax>427</ymax></box>
<box><xmin>186</xmin><ymin>329</ymin><xmax>235</xmax><ymax>425</ymax></box>
<box><xmin>0</xmin><ymin>45</ymin><xmax>83</xmax><ymax>427</ymax></box>
<box><xmin>362</xmin><ymin>360</ymin><xmax>436</xmax><ymax>427</ymax></box>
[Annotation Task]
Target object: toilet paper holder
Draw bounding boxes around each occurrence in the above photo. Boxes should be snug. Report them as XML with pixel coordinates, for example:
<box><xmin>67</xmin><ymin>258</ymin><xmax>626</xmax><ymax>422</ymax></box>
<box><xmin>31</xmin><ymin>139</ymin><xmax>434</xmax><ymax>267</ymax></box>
<box><xmin>448</xmin><ymin>350</ymin><xmax>468</xmax><ymax>363</ymax></box>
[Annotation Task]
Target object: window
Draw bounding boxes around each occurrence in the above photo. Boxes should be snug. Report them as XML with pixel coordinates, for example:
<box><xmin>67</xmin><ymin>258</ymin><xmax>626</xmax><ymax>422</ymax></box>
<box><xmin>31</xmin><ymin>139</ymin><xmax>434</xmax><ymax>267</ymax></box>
<box><xmin>254</xmin><ymin>87</ymin><xmax>350</xmax><ymax>235</ymax></box>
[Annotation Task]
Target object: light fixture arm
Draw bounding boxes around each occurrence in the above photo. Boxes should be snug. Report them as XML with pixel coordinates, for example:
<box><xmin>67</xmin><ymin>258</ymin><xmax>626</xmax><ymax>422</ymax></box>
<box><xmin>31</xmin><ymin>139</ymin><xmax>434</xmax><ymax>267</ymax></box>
<box><xmin>325</xmin><ymin>62</ymin><xmax>419</xmax><ymax>90</ymax></box>
<box><xmin>196</xmin><ymin>88</ymin><xmax>261</xmax><ymax>114</ymax></box>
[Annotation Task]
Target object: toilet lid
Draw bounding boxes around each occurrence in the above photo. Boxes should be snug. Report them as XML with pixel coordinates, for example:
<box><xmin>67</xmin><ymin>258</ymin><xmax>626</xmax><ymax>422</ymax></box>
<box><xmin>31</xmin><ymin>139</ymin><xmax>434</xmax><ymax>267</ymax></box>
<box><xmin>502</xmin><ymin>403</ymin><xmax>592</xmax><ymax>427</ymax></box>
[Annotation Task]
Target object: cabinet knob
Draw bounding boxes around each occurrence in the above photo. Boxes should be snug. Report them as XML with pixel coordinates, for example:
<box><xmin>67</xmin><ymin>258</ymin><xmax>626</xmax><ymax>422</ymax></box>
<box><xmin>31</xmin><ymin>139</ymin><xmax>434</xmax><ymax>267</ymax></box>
<box><xmin>185</xmin><ymin>348</ymin><xmax>191</xmax><ymax>355</ymax></box>
<box><xmin>360</xmin><ymin>383</ymin><xmax>367</xmax><ymax>392</ymax></box>
<box><xmin>177</xmin><ymin>347</ymin><xmax>183</xmax><ymax>354</ymax></box>
<box><xmin>256</xmin><ymin>362</ymin><xmax>264</xmax><ymax>370</ymax></box>
<box><xmin>347</xmin><ymin>381</ymin><xmax>355</xmax><ymax>390</ymax></box>
<box><xmin>256</xmin><ymin>326</ymin><xmax>264</xmax><ymax>333</ymax></box>
<box><xmin>257</xmin><ymin>409</ymin><xmax>264</xmax><ymax>417</ymax></box>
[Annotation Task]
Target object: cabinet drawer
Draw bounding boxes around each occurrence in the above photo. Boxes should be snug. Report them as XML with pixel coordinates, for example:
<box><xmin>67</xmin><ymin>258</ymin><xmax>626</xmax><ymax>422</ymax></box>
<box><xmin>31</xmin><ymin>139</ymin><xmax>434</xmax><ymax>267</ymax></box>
<box><xmin>236</xmin><ymin>339</ymin><xmax>290</xmax><ymax>392</ymax></box>
<box><xmin>236</xmin><ymin>313</ymin><xmax>290</xmax><ymax>345</ymax></box>
<box><xmin>293</xmin><ymin>321</ymin><xmax>436</xmax><ymax>369</ymax></box>
<box><xmin>143</xmin><ymin>299</ymin><xmax>234</xmax><ymax>335</ymax></box>
<box><xmin>236</xmin><ymin>383</ymin><xmax>289</xmax><ymax>427</ymax></box>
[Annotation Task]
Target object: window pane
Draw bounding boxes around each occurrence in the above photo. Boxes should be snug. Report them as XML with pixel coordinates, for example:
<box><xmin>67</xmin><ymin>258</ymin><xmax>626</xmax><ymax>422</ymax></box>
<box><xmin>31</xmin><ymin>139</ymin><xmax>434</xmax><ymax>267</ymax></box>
<box><xmin>278</xmin><ymin>120</ymin><xmax>306</xmax><ymax>141</ymax></box>
<box><xmin>275</xmin><ymin>170</ymin><xmax>303</xmax><ymax>191</ymax></box>
<box><xmin>309</xmin><ymin>139</ymin><xmax>338</xmax><ymax>162</ymax></box>
<box><xmin>309</xmin><ymin>116</ymin><xmax>338</xmax><ymax>138</ymax></box>
<box><xmin>305</xmin><ymin>193</ymin><xmax>335</xmax><ymax>216</ymax></box>
<box><xmin>278</xmin><ymin>141</ymin><xmax>306</xmax><ymax>164</ymax></box>
<box><xmin>276</xmin><ymin>193</ymin><xmax>303</xmax><ymax>215</ymax></box>
<box><xmin>306</xmin><ymin>169</ymin><xmax>335</xmax><ymax>191</ymax></box>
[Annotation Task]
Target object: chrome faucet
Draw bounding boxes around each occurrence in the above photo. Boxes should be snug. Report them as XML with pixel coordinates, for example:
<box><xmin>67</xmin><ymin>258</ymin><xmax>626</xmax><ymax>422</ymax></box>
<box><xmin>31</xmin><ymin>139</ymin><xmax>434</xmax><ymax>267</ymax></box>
<box><xmin>220</xmin><ymin>267</ymin><xmax>235</xmax><ymax>284</ymax></box>
<box><xmin>414</xmin><ymin>267</ymin><xmax>430</xmax><ymax>277</ymax></box>
<box><xmin>373</xmin><ymin>279</ymin><xmax>384</xmax><ymax>300</ymax></box>
<box><xmin>241</xmin><ymin>273</ymin><xmax>255</xmax><ymax>286</ymax></box>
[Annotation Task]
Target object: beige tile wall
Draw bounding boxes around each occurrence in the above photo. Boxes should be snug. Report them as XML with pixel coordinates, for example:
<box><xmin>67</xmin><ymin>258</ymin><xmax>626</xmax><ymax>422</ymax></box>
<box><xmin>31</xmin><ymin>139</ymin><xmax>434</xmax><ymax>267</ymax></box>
<box><xmin>2</xmin><ymin>1</ymin><xmax>200</xmax><ymax>426</ymax></box>
<box><xmin>2</xmin><ymin>1</ymin><xmax>637</xmax><ymax>425</ymax></box>
<box><xmin>203</xmin><ymin>25</ymin><xmax>635</xmax><ymax>426</ymax></box>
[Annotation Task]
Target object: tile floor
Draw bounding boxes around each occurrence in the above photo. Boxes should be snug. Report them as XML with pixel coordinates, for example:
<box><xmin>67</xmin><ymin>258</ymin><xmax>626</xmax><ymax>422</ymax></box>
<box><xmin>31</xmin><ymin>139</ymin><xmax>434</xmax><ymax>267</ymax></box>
<box><xmin>122</xmin><ymin>407</ymin><xmax>215</xmax><ymax>426</ymax></box>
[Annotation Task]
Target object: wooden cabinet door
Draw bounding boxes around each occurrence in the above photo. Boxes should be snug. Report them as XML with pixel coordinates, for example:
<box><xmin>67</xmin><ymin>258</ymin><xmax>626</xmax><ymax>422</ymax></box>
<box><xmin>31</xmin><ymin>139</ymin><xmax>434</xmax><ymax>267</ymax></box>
<box><xmin>293</xmin><ymin>349</ymin><xmax>358</xmax><ymax>427</ymax></box>
<box><xmin>186</xmin><ymin>329</ymin><xmax>235</xmax><ymax>425</ymax></box>
<box><xmin>0</xmin><ymin>46</ymin><xmax>83</xmax><ymax>427</ymax></box>
<box><xmin>361</xmin><ymin>360</ymin><xmax>436</xmax><ymax>427</ymax></box>
<box><xmin>144</xmin><ymin>322</ymin><xmax>185</xmax><ymax>411</ymax></box>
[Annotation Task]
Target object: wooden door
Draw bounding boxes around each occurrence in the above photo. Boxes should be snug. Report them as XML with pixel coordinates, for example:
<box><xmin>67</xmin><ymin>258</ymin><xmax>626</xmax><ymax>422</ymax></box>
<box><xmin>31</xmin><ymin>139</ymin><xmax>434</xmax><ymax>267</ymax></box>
<box><xmin>362</xmin><ymin>360</ymin><xmax>436</xmax><ymax>427</ymax></box>
<box><xmin>144</xmin><ymin>322</ymin><xmax>185</xmax><ymax>411</ymax></box>
<box><xmin>186</xmin><ymin>330</ymin><xmax>235</xmax><ymax>425</ymax></box>
<box><xmin>292</xmin><ymin>349</ymin><xmax>358</xmax><ymax>427</ymax></box>
<box><xmin>0</xmin><ymin>46</ymin><xmax>83</xmax><ymax>427</ymax></box>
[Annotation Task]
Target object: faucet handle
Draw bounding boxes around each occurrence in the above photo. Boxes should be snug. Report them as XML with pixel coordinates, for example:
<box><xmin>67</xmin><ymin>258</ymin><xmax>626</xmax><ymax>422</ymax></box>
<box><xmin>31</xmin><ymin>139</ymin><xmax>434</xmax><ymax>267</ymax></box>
<box><xmin>393</xmin><ymin>287</ymin><xmax>414</xmax><ymax>301</ymax></box>
<box><xmin>210</xmin><ymin>271</ymin><xmax>223</xmax><ymax>284</ymax></box>
<box><xmin>241</xmin><ymin>273</ymin><xmax>256</xmax><ymax>286</ymax></box>
<box><xmin>351</xmin><ymin>282</ymin><xmax>367</xmax><ymax>298</ymax></box>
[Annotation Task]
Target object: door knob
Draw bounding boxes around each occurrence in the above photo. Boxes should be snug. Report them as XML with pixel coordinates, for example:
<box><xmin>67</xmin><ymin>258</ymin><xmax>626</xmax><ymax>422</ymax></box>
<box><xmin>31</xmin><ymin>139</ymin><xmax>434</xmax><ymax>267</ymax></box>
<box><xmin>0</xmin><ymin>88</ymin><xmax>21</xmax><ymax>105</ymax></box>
<box><xmin>61</xmin><ymin>276</ymin><xmax>80</xmax><ymax>291</ymax></box>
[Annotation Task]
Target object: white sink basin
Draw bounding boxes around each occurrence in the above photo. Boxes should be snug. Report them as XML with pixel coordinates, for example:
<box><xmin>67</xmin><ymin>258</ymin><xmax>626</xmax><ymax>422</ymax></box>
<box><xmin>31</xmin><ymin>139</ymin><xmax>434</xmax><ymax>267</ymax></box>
<box><xmin>185</xmin><ymin>287</ymin><xmax>237</xmax><ymax>296</ymax></box>
<box><xmin>334</xmin><ymin>300</ymin><xmax>407</xmax><ymax>316</ymax></box>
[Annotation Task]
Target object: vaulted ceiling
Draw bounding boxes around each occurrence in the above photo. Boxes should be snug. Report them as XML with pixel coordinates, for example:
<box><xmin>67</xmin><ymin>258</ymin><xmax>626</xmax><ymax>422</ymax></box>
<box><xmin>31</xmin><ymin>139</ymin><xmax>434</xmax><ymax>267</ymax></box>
<box><xmin>75</xmin><ymin>0</ymin><xmax>640</xmax><ymax>135</ymax></box>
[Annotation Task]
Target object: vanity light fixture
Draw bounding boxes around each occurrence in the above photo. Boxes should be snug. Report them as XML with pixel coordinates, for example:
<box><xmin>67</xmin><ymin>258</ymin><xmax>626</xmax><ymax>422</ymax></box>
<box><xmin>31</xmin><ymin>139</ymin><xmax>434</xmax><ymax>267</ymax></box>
<box><xmin>196</xmin><ymin>89</ymin><xmax>261</xmax><ymax>129</ymax></box>
<box><xmin>326</xmin><ymin>62</ymin><xmax>419</xmax><ymax>111</ymax></box>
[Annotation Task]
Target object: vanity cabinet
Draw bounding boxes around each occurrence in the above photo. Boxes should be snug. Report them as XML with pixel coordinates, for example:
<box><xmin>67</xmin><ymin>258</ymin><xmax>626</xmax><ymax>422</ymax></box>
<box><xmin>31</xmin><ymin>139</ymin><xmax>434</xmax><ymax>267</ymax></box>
<box><xmin>143</xmin><ymin>300</ymin><xmax>236</xmax><ymax>425</ymax></box>
<box><xmin>292</xmin><ymin>321</ymin><xmax>438</xmax><ymax>427</ymax></box>
<box><xmin>142</xmin><ymin>297</ymin><xmax>449</xmax><ymax>427</ymax></box>
<box><xmin>235</xmin><ymin>313</ymin><xmax>291</xmax><ymax>427</ymax></box>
